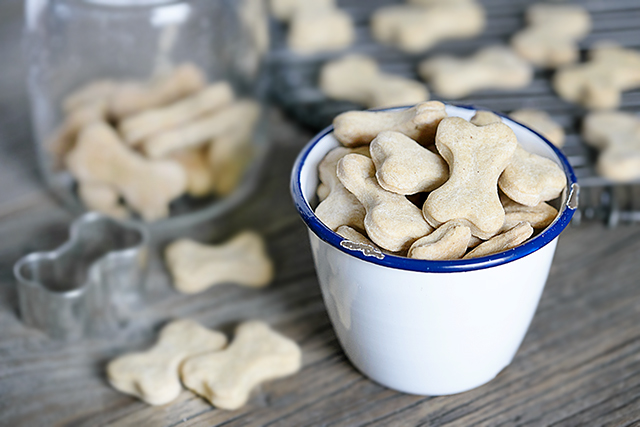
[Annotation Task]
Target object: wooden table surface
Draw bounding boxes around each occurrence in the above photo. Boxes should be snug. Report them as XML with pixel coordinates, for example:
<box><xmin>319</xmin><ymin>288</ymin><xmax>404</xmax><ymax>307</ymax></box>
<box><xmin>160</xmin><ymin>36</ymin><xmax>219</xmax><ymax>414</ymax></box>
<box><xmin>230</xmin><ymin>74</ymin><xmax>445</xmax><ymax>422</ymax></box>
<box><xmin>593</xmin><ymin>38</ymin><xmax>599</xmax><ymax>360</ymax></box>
<box><xmin>2</xmin><ymin>1</ymin><xmax>640</xmax><ymax>426</ymax></box>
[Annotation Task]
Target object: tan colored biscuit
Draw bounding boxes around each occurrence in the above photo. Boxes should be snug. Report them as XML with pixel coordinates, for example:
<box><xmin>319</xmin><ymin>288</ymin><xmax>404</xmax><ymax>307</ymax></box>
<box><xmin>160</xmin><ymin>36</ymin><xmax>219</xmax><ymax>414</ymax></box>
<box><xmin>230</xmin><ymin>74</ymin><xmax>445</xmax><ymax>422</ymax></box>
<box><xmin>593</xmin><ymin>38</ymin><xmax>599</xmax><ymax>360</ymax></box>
<box><xmin>553</xmin><ymin>44</ymin><xmax>640</xmax><ymax>110</ymax></box>
<box><xmin>107</xmin><ymin>319</ymin><xmax>227</xmax><ymax>406</ymax></box>
<box><xmin>181</xmin><ymin>321</ymin><xmax>301</xmax><ymax>410</ymax></box>
<box><xmin>119</xmin><ymin>82</ymin><xmax>234</xmax><ymax>146</ymax></box>
<box><xmin>315</xmin><ymin>146</ymin><xmax>369</xmax><ymax>231</ymax></box>
<box><xmin>368</xmin><ymin>74</ymin><xmax>429</xmax><ymax>109</ymax></box>
<box><xmin>419</xmin><ymin>46</ymin><xmax>533</xmax><ymax>99</ymax></box>
<box><xmin>78</xmin><ymin>182</ymin><xmax>129</xmax><ymax>220</ymax></box>
<box><xmin>270</xmin><ymin>0</ymin><xmax>335</xmax><ymax>21</ymax></box>
<box><xmin>499</xmin><ymin>145</ymin><xmax>566</xmax><ymax>207</ymax></box>
<box><xmin>501</xmin><ymin>193</ymin><xmax>558</xmax><ymax>230</ymax></box>
<box><xmin>408</xmin><ymin>220</ymin><xmax>471</xmax><ymax>260</ymax></box>
<box><xmin>172</xmin><ymin>147</ymin><xmax>215</xmax><ymax>198</ymax></box>
<box><xmin>423</xmin><ymin>117</ymin><xmax>517</xmax><ymax>239</ymax></box>
<box><xmin>371</xmin><ymin>3</ymin><xmax>485</xmax><ymax>53</ymax></box>
<box><xmin>66</xmin><ymin>122</ymin><xmax>187</xmax><ymax>221</ymax></box>
<box><xmin>337</xmin><ymin>154</ymin><xmax>433</xmax><ymax>252</ymax></box>
<box><xmin>370</xmin><ymin>131</ymin><xmax>448</xmax><ymax>195</ymax></box>
<box><xmin>464</xmin><ymin>222</ymin><xmax>533</xmax><ymax>259</ymax></box>
<box><xmin>509</xmin><ymin>109</ymin><xmax>565</xmax><ymax>147</ymax></box>
<box><xmin>142</xmin><ymin>100</ymin><xmax>260</xmax><ymax>158</ymax></box>
<box><xmin>287</xmin><ymin>7</ymin><xmax>354</xmax><ymax>54</ymax></box>
<box><xmin>317</xmin><ymin>183</ymin><xmax>330</xmax><ymax>202</ymax></box>
<box><xmin>109</xmin><ymin>63</ymin><xmax>206</xmax><ymax>119</ymax></box>
<box><xmin>511</xmin><ymin>4</ymin><xmax>591</xmax><ymax>68</ymax></box>
<box><xmin>582</xmin><ymin>111</ymin><xmax>640</xmax><ymax>182</ymax></box>
<box><xmin>470</xmin><ymin>110</ymin><xmax>501</xmax><ymax>126</ymax></box>
<box><xmin>333</xmin><ymin>101</ymin><xmax>447</xmax><ymax>147</ymax></box>
<box><xmin>320</xmin><ymin>55</ymin><xmax>380</xmax><ymax>106</ymax></box>
<box><xmin>165</xmin><ymin>231</ymin><xmax>273</xmax><ymax>294</ymax></box>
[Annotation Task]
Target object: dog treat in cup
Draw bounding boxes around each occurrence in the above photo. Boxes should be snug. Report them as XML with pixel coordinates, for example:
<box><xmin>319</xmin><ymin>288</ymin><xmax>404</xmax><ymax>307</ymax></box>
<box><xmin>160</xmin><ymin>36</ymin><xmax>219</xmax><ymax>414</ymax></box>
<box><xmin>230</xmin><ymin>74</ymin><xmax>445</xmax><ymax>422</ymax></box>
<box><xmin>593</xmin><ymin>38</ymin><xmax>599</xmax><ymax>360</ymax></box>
<box><xmin>291</xmin><ymin>104</ymin><xmax>578</xmax><ymax>395</ymax></box>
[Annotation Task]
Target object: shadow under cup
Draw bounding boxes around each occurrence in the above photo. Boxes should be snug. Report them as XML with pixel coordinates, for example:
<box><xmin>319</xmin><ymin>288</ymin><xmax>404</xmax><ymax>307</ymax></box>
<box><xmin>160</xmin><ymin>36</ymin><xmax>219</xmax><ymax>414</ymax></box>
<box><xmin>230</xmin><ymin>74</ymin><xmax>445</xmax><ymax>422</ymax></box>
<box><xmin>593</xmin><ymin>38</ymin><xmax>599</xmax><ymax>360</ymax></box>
<box><xmin>290</xmin><ymin>105</ymin><xmax>579</xmax><ymax>396</ymax></box>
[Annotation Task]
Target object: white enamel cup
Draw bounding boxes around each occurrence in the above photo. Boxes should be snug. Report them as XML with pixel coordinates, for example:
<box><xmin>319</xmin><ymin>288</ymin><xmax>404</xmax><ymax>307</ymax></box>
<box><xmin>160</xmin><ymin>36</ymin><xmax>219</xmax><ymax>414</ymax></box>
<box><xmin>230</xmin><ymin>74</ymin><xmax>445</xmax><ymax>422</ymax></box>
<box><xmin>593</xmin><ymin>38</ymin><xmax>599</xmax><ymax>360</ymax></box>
<box><xmin>290</xmin><ymin>105</ymin><xmax>579</xmax><ymax>396</ymax></box>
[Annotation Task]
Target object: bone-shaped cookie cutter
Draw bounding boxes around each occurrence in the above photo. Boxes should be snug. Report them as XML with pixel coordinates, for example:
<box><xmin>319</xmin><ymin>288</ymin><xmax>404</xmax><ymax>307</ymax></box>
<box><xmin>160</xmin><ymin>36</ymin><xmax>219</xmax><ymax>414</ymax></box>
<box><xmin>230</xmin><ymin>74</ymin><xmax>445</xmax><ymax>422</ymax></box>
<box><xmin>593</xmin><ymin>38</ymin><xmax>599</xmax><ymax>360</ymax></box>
<box><xmin>13</xmin><ymin>212</ymin><xmax>149</xmax><ymax>341</ymax></box>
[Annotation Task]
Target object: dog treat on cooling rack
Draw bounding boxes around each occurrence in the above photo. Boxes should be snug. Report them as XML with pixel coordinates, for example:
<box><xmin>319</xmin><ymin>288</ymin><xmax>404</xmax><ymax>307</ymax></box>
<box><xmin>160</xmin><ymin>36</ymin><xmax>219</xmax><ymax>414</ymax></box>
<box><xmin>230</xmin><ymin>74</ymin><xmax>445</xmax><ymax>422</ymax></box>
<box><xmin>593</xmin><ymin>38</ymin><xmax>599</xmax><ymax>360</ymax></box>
<box><xmin>107</xmin><ymin>319</ymin><xmax>227</xmax><ymax>406</ymax></box>
<box><xmin>511</xmin><ymin>3</ymin><xmax>591</xmax><ymax>68</ymax></box>
<box><xmin>582</xmin><ymin>111</ymin><xmax>640</xmax><ymax>182</ymax></box>
<box><xmin>315</xmin><ymin>146</ymin><xmax>369</xmax><ymax>232</ymax></box>
<box><xmin>269</xmin><ymin>0</ymin><xmax>335</xmax><ymax>21</ymax></box>
<box><xmin>553</xmin><ymin>43</ymin><xmax>640</xmax><ymax>110</ymax></box>
<box><xmin>418</xmin><ymin>46</ymin><xmax>533</xmax><ymax>99</ymax></box>
<box><xmin>319</xmin><ymin>55</ymin><xmax>429</xmax><ymax>109</ymax></box>
<box><xmin>371</xmin><ymin>2</ymin><xmax>485</xmax><ymax>53</ymax></box>
<box><xmin>337</xmin><ymin>154</ymin><xmax>433</xmax><ymax>252</ymax></box>
<box><xmin>510</xmin><ymin>109</ymin><xmax>566</xmax><ymax>147</ymax></box>
<box><xmin>165</xmin><ymin>231</ymin><xmax>273</xmax><ymax>294</ymax></box>
<box><xmin>408</xmin><ymin>220</ymin><xmax>471</xmax><ymax>260</ymax></box>
<box><xmin>315</xmin><ymin>108</ymin><xmax>565</xmax><ymax>259</ymax></box>
<box><xmin>333</xmin><ymin>101</ymin><xmax>446</xmax><ymax>147</ymax></box>
<box><xmin>181</xmin><ymin>321</ymin><xmax>302</xmax><ymax>410</ymax></box>
<box><xmin>287</xmin><ymin>7</ymin><xmax>354</xmax><ymax>53</ymax></box>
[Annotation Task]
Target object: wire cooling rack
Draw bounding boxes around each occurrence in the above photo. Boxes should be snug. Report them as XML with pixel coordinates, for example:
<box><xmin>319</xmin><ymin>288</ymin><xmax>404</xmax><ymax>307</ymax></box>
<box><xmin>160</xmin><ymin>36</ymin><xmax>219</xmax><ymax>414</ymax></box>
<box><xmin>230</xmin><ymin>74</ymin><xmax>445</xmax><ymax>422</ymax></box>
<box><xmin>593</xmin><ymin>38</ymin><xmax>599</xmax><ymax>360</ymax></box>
<box><xmin>268</xmin><ymin>0</ymin><xmax>640</xmax><ymax>226</ymax></box>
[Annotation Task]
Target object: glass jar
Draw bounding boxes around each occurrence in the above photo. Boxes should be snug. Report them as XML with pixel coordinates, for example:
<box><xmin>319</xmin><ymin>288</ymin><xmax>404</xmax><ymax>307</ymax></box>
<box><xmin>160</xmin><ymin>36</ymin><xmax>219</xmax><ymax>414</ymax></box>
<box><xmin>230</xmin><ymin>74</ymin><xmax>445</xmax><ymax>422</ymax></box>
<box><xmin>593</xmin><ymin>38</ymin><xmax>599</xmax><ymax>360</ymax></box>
<box><xmin>25</xmin><ymin>0</ymin><xmax>269</xmax><ymax>232</ymax></box>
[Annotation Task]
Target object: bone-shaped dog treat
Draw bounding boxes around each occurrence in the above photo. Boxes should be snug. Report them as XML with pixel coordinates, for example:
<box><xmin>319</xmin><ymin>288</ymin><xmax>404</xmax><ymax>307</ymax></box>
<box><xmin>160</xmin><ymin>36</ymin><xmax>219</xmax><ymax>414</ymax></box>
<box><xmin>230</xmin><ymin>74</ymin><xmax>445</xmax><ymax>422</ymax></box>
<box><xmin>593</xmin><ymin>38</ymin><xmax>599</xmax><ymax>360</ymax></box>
<box><xmin>66</xmin><ymin>122</ymin><xmax>187</xmax><ymax>221</ymax></box>
<box><xmin>181</xmin><ymin>321</ymin><xmax>301</xmax><ymax>410</ymax></box>
<box><xmin>371</xmin><ymin>2</ymin><xmax>485</xmax><ymax>53</ymax></box>
<box><xmin>464</xmin><ymin>222</ymin><xmax>533</xmax><ymax>259</ymax></box>
<box><xmin>337</xmin><ymin>154</ymin><xmax>433</xmax><ymax>252</ymax></box>
<box><xmin>553</xmin><ymin>44</ymin><xmax>640</xmax><ymax>110</ymax></box>
<box><xmin>78</xmin><ymin>182</ymin><xmax>129</xmax><ymax>219</ymax></box>
<box><xmin>165</xmin><ymin>231</ymin><xmax>273</xmax><ymax>294</ymax></box>
<box><xmin>470</xmin><ymin>110</ymin><xmax>501</xmax><ymax>127</ymax></box>
<box><xmin>317</xmin><ymin>183</ymin><xmax>330</xmax><ymax>202</ymax></box>
<box><xmin>119</xmin><ymin>82</ymin><xmax>234</xmax><ymax>146</ymax></box>
<box><xmin>320</xmin><ymin>55</ymin><xmax>428</xmax><ymax>108</ymax></box>
<box><xmin>511</xmin><ymin>4</ymin><xmax>591</xmax><ymax>68</ymax></box>
<box><xmin>315</xmin><ymin>147</ymin><xmax>368</xmax><ymax>232</ymax></box>
<box><xmin>370</xmin><ymin>131</ymin><xmax>448</xmax><ymax>195</ymax></box>
<box><xmin>287</xmin><ymin>7</ymin><xmax>354</xmax><ymax>53</ymax></box>
<box><xmin>501</xmin><ymin>193</ymin><xmax>558</xmax><ymax>230</ymax></box>
<box><xmin>270</xmin><ymin>0</ymin><xmax>335</xmax><ymax>21</ymax></box>
<box><xmin>509</xmin><ymin>109</ymin><xmax>565</xmax><ymax>147</ymax></box>
<box><xmin>582</xmin><ymin>111</ymin><xmax>640</xmax><ymax>182</ymax></box>
<box><xmin>107</xmin><ymin>319</ymin><xmax>227</xmax><ymax>406</ymax></box>
<box><xmin>333</xmin><ymin>101</ymin><xmax>447</xmax><ymax>147</ymax></box>
<box><xmin>320</xmin><ymin>55</ymin><xmax>381</xmax><ymax>106</ymax></box>
<box><xmin>419</xmin><ymin>46</ymin><xmax>533</xmax><ymax>99</ymax></box>
<box><xmin>408</xmin><ymin>220</ymin><xmax>471</xmax><ymax>260</ymax></box>
<box><xmin>423</xmin><ymin>117</ymin><xmax>517</xmax><ymax>239</ymax></box>
<box><xmin>172</xmin><ymin>147</ymin><xmax>215</xmax><ymax>198</ymax></box>
<box><xmin>143</xmin><ymin>100</ymin><xmax>260</xmax><ymax>158</ymax></box>
<box><xmin>109</xmin><ymin>63</ymin><xmax>206</xmax><ymax>119</ymax></box>
<box><xmin>498</xmin><ymin>145</ymin><xmax>565</xmax><ymax>207</ymax></box>
<box><xmin>63</xmin><ymin>80</ymin><xmax>117</xmax><ymax>113</ymax></box>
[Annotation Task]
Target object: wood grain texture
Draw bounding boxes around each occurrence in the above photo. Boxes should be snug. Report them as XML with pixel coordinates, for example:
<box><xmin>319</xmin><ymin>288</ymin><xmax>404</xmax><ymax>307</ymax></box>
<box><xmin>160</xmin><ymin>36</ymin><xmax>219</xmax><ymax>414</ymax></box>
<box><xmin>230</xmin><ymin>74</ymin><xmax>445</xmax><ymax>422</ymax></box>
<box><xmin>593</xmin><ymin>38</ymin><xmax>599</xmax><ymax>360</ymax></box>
<box><xmin>1</xmin><ymin>0</ymin><xmax>640</xmax><ymax>425</ymax></box>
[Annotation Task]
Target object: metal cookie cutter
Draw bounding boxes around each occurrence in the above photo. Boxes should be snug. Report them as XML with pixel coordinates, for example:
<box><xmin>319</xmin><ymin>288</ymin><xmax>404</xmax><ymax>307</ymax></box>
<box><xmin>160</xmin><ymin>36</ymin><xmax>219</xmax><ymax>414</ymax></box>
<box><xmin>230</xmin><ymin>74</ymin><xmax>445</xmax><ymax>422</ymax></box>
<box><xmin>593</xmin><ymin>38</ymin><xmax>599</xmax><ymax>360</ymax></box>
<box><xmin>13</xmin><ymin>212</ymin><xmax>149</xmax><ymax>341</ymax></box>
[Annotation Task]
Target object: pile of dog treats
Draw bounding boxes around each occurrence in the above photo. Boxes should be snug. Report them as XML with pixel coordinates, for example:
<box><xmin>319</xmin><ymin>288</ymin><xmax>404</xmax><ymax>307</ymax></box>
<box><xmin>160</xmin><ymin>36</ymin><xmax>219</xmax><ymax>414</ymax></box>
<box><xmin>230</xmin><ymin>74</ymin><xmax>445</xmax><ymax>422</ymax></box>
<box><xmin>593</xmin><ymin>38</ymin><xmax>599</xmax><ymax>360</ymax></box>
<box><xmin>272</xmin><ymin>0</ymin><xmax>640</xmax><ymax>183</ymax></box>
<box><xmin>49</xmin><ymin>63</ymin><xmax>261</xmax><ymax>221</ymax></box>
<box><xmin>316</xmin><ymin>101</ymin><xmax>567</xmax><ymax>260</ymax></box>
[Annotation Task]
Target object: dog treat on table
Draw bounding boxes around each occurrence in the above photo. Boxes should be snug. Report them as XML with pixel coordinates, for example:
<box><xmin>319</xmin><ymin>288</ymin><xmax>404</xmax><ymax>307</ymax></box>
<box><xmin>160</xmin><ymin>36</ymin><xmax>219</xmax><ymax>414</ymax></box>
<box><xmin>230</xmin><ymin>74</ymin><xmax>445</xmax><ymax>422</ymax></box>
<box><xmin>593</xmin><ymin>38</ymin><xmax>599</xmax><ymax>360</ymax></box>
<box><xmin>509</xmin><ymin>109</ymin><xmax>565</xmax><ymax>147</ymax></box>
<box><xmin>181</xmin><ymin>321</ymin><xmax>302</xmax><ymax>410</ymax></box>
<box><xmin>333</xmin><ymin>101</ymin><xmax>446</xmax><ymax>147</ymax></box>
<box><xmin>337</xmin><ymin>154</ymin><xmax>433</xmax><ymax>252</ymax></box>
<box><xmin>165</xmin><ymin>231</ymin><xmax>273</xmax><ymax>294</ymax></box>
<box><xmin>511</xmin><ymin>4</ymin><xmax>591</xmax><ymax>68</ymax></box>
<box><xmin>553</xmin><ymin>43</ymin><xmax>640</xmax><ymax>110</ymax></box>
<box><xmin>408</xmin><ymin>220</ymin><xmax>471</xmax><ymax>261</ymax></box>
<box><xmin>66</xmin><ymin>122</ymin><xmax>187</xmax><ymax>222</ymax></box>
<box><xmin>582</xmin><ymin>111</ymin><xmax>640</xmax><ymax>182</ymax></box>
<box><xmin>371</xmin><ymin>1</ymin><xmax>485</xmax><ymax>53</ymax></box>
<box><xmin>107</xmin><ymin>319</ymin><xmax>227</xmax><ymax>406</ymax></box>
<box><xmin>419</xmin><ymin>46</ymin><xmax>533</xmax><ymax>99</ymax></box>
<box><xmin>370</xmin><ymin>131</ymin><xmax>448</xmax><ymax>195</ymax></box>
<box><xmin>319</xmin><ymin>55</ymin><xmax>429</xmax><ymax>109</ymax></box>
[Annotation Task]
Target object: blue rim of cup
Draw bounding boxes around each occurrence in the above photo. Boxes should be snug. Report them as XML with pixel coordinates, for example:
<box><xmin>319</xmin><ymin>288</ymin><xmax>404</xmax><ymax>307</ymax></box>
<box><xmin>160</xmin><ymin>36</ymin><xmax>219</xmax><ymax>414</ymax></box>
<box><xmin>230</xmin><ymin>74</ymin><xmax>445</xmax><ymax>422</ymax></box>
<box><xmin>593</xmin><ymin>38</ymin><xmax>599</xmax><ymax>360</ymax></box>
<box><xmin>290</xmin><ymin>104</ymin><xmax>578</xmax><ymax>273</ymax></box>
